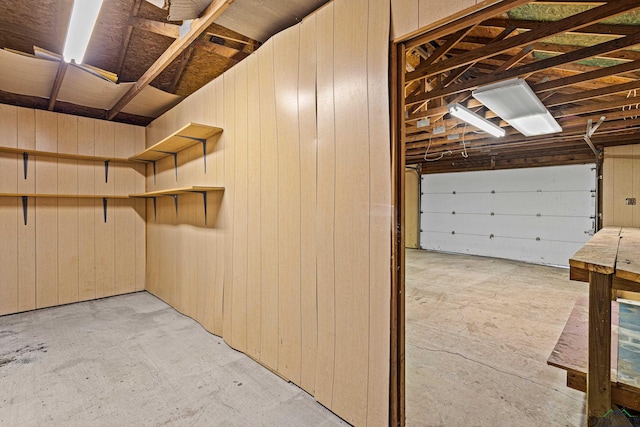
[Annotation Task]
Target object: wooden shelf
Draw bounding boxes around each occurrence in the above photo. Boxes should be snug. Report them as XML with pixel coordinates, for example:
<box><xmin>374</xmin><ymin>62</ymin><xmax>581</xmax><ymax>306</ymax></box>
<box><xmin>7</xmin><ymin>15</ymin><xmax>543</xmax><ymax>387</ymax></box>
<box><xmin>129</xmin><ymin>123</ymin><xmax>222</xmax><ymax>162</ymax></box>
<box><xmin>129</xmin><ymin>186</ymin><xmax>224</xmax><ymax>198</ymax></box>
<box><xmin>0</xmin><ymin>193</ymin><xmax>129</xmax><ymax>199</ymax></box>
<box><xmin>0</xmin><ymin>146</ymin><xmax>130</xmax><ymax>163</ymax></box>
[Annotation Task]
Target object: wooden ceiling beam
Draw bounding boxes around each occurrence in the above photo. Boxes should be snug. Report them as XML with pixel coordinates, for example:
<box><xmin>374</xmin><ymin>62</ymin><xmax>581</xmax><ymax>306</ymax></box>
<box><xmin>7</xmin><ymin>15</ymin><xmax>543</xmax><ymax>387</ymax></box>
<box><xmin>405</xmin><ymin>0</ymin><xmax>531</xmax><ymax>50</ymax></box>
<box><xmin>107</xmin><ymin>0</ymin><xmax>234</xmax><ymax>120</ymax></box>
<box><xmin>417</xmin><ymin>25</ymin><xmax>477</xmax><ymax>70</ymax></box>
<box><xmin>407</xmin><ymin>30</ymin><xmax>640</xmax><ymax>106</ymax></box>
<box><xmin>407</xmin><ymin>0</ymin><xmax>640</xmax><ymax>82</ymax></box>
<box><xmin>532</xmin><ymin>59</ymin><xmax>640</xmax><ymax>93</ymax></box>
<box><xmin>192</xmin><ymin>39</ymin><xmax>250</xmax><ymax>61</ymax></box>
<box><xmin>131</xmin><ymin>17</ymin><xmax>181</xmax><ymax>39</ymax></box>
<box><xmin>482</xmin><ymin>18</ymin><xmax>640</xmax><ymax>38</ymax></box>
<box><xmin>116</xmin><ymin>0</ymin><xmax>143</xmax><ymax>78</ymax></box>
<box><xmin>168</xmin><ymin>44</ymin><xmax>195</xmax><ymax>93</ymax></box>
<box><xmin>544</xmin><ymin>80</ymin><xmax>640</xmax><ymax>107</ymax></box>
<box><xmin>555</xmin><ymin>96</ymin><xmax>640</xmax><ymax>117</ymax></box>
<box><xmin>47</xmin><ymin>61</ymin><xmax>68</xmax><ymax>111</ymax></box>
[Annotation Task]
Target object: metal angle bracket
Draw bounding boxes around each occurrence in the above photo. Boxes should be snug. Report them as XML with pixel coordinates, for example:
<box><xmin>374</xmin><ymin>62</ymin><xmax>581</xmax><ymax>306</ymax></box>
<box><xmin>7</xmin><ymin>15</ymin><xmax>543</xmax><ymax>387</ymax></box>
<box><xmin>173</xmin><ymin>194</ymin><xmax>179</xmax><ymax>215</ymax></box>
<box><xmin>155</xmin><ymin>151</ymin><xmax>179</xmax><ymax>181</ymax></box>
<box><xmin>23</xmin><ymin>152</ymin><xmax>28</xmax><ymax>179</ymax></box>
<box><xmin>103</xmin><ymin>198</ymin><xmax>108</xmax><ymax>223</ymax></box>
<box><xmin>104</xmin><ymin>160</ymin><xmax>110</xmax><ymax>183</ymax></box>
<box><xmin>21</xmin><ymin>196</ymin><xmax>28</xmax><ymax>225</ymax></box>
<box><xmin>177</xmin><ymin>135</ymin><xmax>208</xmax><ymax>174</ymax></box>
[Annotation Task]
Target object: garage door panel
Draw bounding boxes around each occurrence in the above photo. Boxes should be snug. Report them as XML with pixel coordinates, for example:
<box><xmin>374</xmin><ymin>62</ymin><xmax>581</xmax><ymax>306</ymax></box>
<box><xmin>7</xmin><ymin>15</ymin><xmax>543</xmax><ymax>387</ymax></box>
<box><xmin>420</xmin><ymin>164</ymin><xmax>595</xmax><ymax>267</ymax></box>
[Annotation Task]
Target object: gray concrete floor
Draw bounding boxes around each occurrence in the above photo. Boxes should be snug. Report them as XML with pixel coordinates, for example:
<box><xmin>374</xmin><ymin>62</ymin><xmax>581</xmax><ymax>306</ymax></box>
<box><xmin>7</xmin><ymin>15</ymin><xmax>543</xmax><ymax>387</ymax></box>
<box><xmin>0</xmin><ymin>292</ymin><xmax>347</xmax><ymax>427</ymax></box>
<box><xmin>406</xmin><ymin>249</ymin><xmax>588</xmax><ymax>427</ymax></box>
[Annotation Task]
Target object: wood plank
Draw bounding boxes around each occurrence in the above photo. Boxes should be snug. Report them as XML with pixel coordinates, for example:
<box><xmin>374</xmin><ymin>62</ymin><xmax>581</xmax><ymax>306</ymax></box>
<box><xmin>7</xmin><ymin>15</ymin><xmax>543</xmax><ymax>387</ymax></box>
<box><xmin>129</xmin><ymin>123</ymin><xmax>222</xmax><ymax>162</ymax></box>
<box><xmin>0</xmin><ymin>104</ymin><xmax>17</xmax><ymax>148</ymax></box>
<box><xmin>78</xmin><ymin>198</ymin><xmax>96</xmax><ymax>301</ymax></box>
<box><xmin>107</xmin><ymin>0</ymin><xmax>233</xmax><ymax>119</ymax></box>
<box><xmin>35</xmin><ymin>110</ymin><xmax>57</xmax><ymax>152</ymax></box>
<box><xmin>57</xmin><ymin>198</ymin><xmax>79</xmax><ymax>305</ymax></box>
<box><xmin>213</xmin><ymin>78</ymin><xmax>225</xmax><ymax>336</ymax></box>
<box><xmin>274</xmin><ymin>26</ymin><xmax>302</xmax><ymax>384</ymax></box>
<box><xmin>616</xmin><ymin>228</ymin><xmax>640</xmax><ymax>284</ymax></box>
<box><xmin>258</xmin><ymin>39</ymin><xmax>279</xmax><ymax>368</ymax></box>
<box><xmin>566</xmin><ymin>371</ymin><xmax>640</xmax><ymax>412</ymax></box>
<box><xmin>35</xmin><ymin>198</ymin><xmax>58</xmax><ymax>308</ymax></box>
<box><xmin>222</xmin><ymin>66</ymin><xmax>236</xmax><ymax>346</ymax></box>
<box><xmin>134</xmin><ymin>197</ymin><xmax>146</xmax><ymax>291</ymax></box>
<box><xmin>129</xmin><ymin>186</ymin><xmax>224</xmax><ymax>197</ymax></box>
<box><xmin>246</xmin><ymin>53</ymin><xmax>262</xmax><ymax>359</ymax></box>
<box><xmin>0</xmin><ymin>152</ymin><xmax>18</xmax><ymax>194</ymax></box>
<box><xmin>588</xmin><ymin>271</ymin><xmax>613</xmax><ymax>418</ymax></box>
<box><xmin>17</xmin><ymin>196</ymin><xmax>36</xmax><ymax>312</ymax></box>
<box><xmin>94</xmin><ymin>197</ymin><xmax>115</xmax><ymax>299</ymax></box>
<box><xmin>95</xmin><ymin>121</ymin><xmax>115</xmax><ymax>197</ymax></box>
<box><xmin>17</xmin><ymin>107</ymin><xmax>35</xmax><ymax>151</ymax></box>
<box><xmin>314</xmin><ymin>2</ymin><xmax>336</xmax><ymax>408</ymax></box>
<box><xmin>332</xmin><ymin>0</ymin><xmax>370</xmax><ymax>423</ymax></box>
<box><xmin>115</xmin><ymin>200</ymin><xmax>136</xmax><ymax>295</ymax></box>
<box><xmin>569</xmin><ymin>227</ymin><xmax>621</xmax><ymax>274</ymax></box>
<box><xmin>367</xmin><ymin>0</ymin><xmax>392</xmax><ymax>423</ymax></box>
<box><xmin>0</xmin><ymin>197</ymin><xmax>18</xmax><ymax>315</ymax></box>
<box><xmin>298</xmin><ymin>12</ymin><xmax>318</xmax><ymax>395</ymax></box>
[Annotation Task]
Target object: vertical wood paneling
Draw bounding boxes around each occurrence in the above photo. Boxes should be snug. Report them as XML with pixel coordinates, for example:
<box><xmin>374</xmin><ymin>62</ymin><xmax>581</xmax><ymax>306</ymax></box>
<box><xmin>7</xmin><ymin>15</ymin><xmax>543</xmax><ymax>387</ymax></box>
<box><xmin>223</xmin><ymin>68</ymin><xmax>236</xmax><ymax>345</ymax></box>
<box><xmin>613</xmin><ymin>145</ymin><xmax>633</xmax><ymax>226</ymax></box>
<box><xmin>258</xmin><ymin>38</ymin><xmax>280</xmax><ymax>371</ymax></box>
<box><xmin>114</xmin><ymin>199</ymin><xmax>136</xmax><ymax>295</ymax></box>
<box><xmin>0</xmin><ymin>198</ymin><xmax>18</xmax><ymax>315</ymax></box>
<box><xmin>35</xmin><ymin>198</ymin><xmax>58</xmax><ymax>308</ymax></box>
<box><xmin>94</xmin><ymin>198</ymin><xmax>115</xmax><ymax>299</ymax></box>
<box><xmin>246</xmin><ymin>53</ymin><xmax>262</xmax><ymax>360</ymax></box>
<box><xmin>332</xmin><ymin>0</ymin><xmax>371</xmax><ymax>423</ymax></box>
<box><xmin>213</xmin><ymin>79</ymin><xmax>226</xmax><ymax>337</ymax></box>
<box><xmin>314</xmin><ymin>2</ymin><xmax>336</xmax><ymax>408</ymax></box>
<box><xmin>391</xmin><ymin>0</ymin><xmax>420</xmax><ymax>40</ymax></box>
<box><xmin>274</xmin><ymin>27</ymin><xmax>302</xmax><ymax>384</ymax></box>
<box><xmin>633</xmin><ymin>145</ymin><xmax>640</xmax><ymax>227</ymax></box>
<box><xmin>78</xmin><ymin>118</ymin><xmax>96</xmax><ymax>301</ymax></box>
<box><xmin>95</xmin><ymin>121</ymin><xmax>115</xmax><ymax>196</ymax></box>
<box><xmin>17</xmin><ymin>107</ymin><xmax>35</xmax><ymax>150</ymax></box>
<box><xmin>17</xmin><ymin>196</ymin><xmax>36</xmax><ymax>312</ymax></box>
<box><xmin>419</xmin><ymin>0</ymin><xmax>475</xmax><ymax>30</ymax></box>
<box><xmin>299</xmin><ymin>13</ymin><xmax>319</xmax><ymax>394</ymax></box>
<box><xmin>368</xmin><ymin>0</ymin><xmax>392</xmax><ymax>423</ymax></box>
<box><xmin>35</xmin><ymin>110</ymin><xmax>57</xmax><ymax>152</ymax></box>
<box><xmin>232</xmin><ymin>59</ymin><xmax>249</xmax><ymax>353</ymax></box>
<box><xmin>0</xmin><ymin>153</ymin><xmax>18</xmax><ymax>193</ymax></box>
<box><xmin>0</xmin><ymin>104</ymin><xmax>17</xmax><ymax>147</ymax></box>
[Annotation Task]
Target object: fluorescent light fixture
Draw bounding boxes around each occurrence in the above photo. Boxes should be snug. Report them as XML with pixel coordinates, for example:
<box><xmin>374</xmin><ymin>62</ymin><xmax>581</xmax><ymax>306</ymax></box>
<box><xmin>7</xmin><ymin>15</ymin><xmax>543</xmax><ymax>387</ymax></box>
<box><xmin>63</xmin><ymin>0</ymin><xmax>105</xmax><ymax>64</ymax></box>
<box><xmin>472</xmin><ymin>78</ymin><xmax>561</xmax><ymax>137</ymax></box>
<box><xmin>447</xmin><ymin>103</ymin><xmax>505</xmax><ymax>138</ymax></box>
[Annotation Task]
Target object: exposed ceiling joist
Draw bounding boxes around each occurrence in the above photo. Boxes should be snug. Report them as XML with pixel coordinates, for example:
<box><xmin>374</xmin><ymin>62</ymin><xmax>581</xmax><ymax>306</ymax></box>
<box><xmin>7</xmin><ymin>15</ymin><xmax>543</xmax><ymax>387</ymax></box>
<box><xmin>48</xmin><ymin>61</ymin><xmax>68</xmax><ymax>111</ymax></box>
<box><xmin>107</xmin><ymin>0</ymin><xmax>234</xmax><ymax>120</ymax></box>
<box><xmin>131</xmin><ymin>17</ymin><xmax>181</xmax><ymax>38</ymax></box>
<box><xmin>117</xmin><ymin>0</ymin><xmax>144</xmax><ymax>77</ymax></box>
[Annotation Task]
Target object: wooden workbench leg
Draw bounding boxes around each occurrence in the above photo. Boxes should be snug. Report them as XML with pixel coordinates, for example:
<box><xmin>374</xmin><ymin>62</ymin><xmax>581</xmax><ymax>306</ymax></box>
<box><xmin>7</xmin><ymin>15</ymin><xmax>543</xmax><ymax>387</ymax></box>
<box><xmin>587</xmin><ymin>271</ymin><xmax>612</xmax><ymax>425</ymax></box>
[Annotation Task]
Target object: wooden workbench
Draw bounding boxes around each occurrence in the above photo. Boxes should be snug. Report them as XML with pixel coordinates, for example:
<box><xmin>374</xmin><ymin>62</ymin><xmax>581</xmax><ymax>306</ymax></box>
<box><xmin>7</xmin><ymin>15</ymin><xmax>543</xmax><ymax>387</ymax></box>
<box><xmin>549</xmin><ymin>227</ymin><xmax>640</xmax><ymax>424</ymax></box>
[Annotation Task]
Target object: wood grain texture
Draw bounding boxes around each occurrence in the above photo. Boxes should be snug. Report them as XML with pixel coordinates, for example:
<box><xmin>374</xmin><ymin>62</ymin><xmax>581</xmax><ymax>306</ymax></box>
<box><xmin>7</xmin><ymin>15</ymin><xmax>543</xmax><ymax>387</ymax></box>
<box><xmin>0</xmin><ymin>104</ymin><xmax>17</xmax><ymax>148</ymax></box>
<box><xmin>17</xmin><ymin>107</ymin><xmax>35</xmax><ymax>151</ymax></box>
<box><xmin>231</xmin><ymin>59</ymin><xmax>249</xmax><ymax>353</ymax></box>
<box><xmin>223</xmin><ymin>67</ymin><xmax>236</xmax><ymax>346</ymax></box>
<box><xmin>94</xmin><ymin>197</ymin><xmax>115</xmax><ymax>299</ymax></box>
<box><xmin>613</xmin><ymin>145</ymin><xmax>634</xmax><ymax>227</ymax></box>
<box><xmin>78</xmin><ymin>198</ymin><xmax>96</xmax><ymax>301</ymax></box>
<box><xmin>115</xmin><ymin>200</ymin><xmax>136</xmax><ymax>295</ymax></box>
<box><xmin>213</xmin><ymin>78</ymin><xmax>226</xmax><ymax>336</ymax></box>
<box><xmin>616</xmin><ymin>227</ymin><xmax>640</xmax><ymax>284</ymax></box>
<box><xmin>35</xmin><ymin>110</ymin><xmax>57</xmax><ymax>152</ymax></box>
<box><xmin>314</xmin><ymin>2</ymin><xmax>336</xmax><ymax>408</ymax></box>
<box><xmin>332</xmin><ymin>0</ymin><xmax>371</xmax><ymax>423</ymax></box>
<box><xmin>246</xmin><ymin>53</ymin><xmax>262</xmax><ymax>360</ymax></box>
<box><xmin>57</xmin><ymin>198</ymin><xmax>79</xmax><ymax>305</ymax></box>
<box><xmin>258</xmin><ymin>38</ymin><xmax>280</xmax><ymax>370</ymax></box>
<box><xmin>35</xmin><ymin>197</ymin><xmax>58</xmax><ymax>308</ymax></box>
<box><xmin>274</xmin><ymin>26</ymin><xmax>302</xmax><ymax>384</ymax></box>
<box><xmin>588</xmin><ymin>271</ymin><xmax>612</xmax><ymax>419</ymax></box>
<box><xmin>299</xmin><ymin>12</ymin><xmax>318</xmax><ymax>395</ymax></box>
<box><xmin>0</xmin><ymin>197</ymin><xmax>18</xmax><ymax>315</ymax></box>
<box><xmin>17</xmin><ymin>196</ymin><xmax>36</xmax><ymax>312</ymax></box>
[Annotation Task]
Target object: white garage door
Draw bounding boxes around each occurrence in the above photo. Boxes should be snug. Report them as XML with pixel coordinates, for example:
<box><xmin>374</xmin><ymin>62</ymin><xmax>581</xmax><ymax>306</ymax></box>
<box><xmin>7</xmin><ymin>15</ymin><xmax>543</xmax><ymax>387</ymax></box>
<box><xmin>420</xmin><ymin>164</ymin><xmax>596</xmax><ymax>267</ymax></box>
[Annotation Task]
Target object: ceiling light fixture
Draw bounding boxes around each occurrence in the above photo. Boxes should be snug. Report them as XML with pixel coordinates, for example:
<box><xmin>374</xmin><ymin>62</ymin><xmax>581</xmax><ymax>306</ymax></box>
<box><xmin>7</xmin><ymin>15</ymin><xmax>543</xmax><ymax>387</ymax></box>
<box><xmin>472</xmin><ymin>78</ymin><xmax>562</xmax><ymax>137</ymax></box>
<box><xmin>63</xmin><ymin>0</ymin><xmax>105</xmax><ymax>64</ymax></box>
<box><xmin>447</xmin><ymin>103</ymin><xmax>505</xmax><ymax>138</ymax></box>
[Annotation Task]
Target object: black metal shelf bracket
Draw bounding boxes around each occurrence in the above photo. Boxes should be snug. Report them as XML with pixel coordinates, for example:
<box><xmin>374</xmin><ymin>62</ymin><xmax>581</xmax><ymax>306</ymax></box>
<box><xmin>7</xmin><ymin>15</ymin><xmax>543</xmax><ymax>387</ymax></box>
<box><xmin>173</xmin><ymin>194</ymin><xmax>179</xmax><ymax>215</ymax></box>
<box><xmin>195</xmin><ymin>191</ymin><xmax>208</xmax><ymax>224</ymax></box>
<box><xmin>103</xmin><ymin>198</ymin><xmax>108</xmax><ymax>223</ymax></box>
<box><xmin>153</xmin><ymin>197</ymin><xmax>157</xmax><ymax>221</ymax></box>
<box><xmin>21</xmin><ymin>196</ymin><xmax>28</xmax><ymax>225</ymax></box>
<box><xmin>152</xmin><ymin>161</ymin><xmax>157</xmax><ymax>185</ymax></box>
<box><xmin>177</xmin><ymin>135</ymin><xmax>208</xmax><ymax>174</ymax></box>
<box><xmin>23</xmin><ymin>152</ymin><xmax>28</xmax><ymax>180</ymax></box>
<box><xmin>104</xmin><ymin>160</ymin><xmax>110</xmax><ymax>183</ymax></box>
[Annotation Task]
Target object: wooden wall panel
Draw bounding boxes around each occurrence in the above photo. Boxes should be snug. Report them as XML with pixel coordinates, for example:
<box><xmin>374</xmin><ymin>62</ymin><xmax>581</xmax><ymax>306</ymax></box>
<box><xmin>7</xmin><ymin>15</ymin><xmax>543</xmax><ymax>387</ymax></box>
<box><xmin>35</xmin><ymin>198</ymin><xmax>58</xmax><ymax>308</ymax></box>
<box><xmin>17</xmin><ymin>197</ymin><xmax>36</xmax><ymax>312</ymax></box>
<box><xmin>603</xmin><ymin>145</ymin><xmax>640</xmax><ymax>228</ymax></box>
<box><xmin>78</xmin><ymin>198</ymin><xmax>96</xmax><ymax>301</ymax></box>
<box><xmin>314</xmin><ymin>1</ymin><xmax>336</xmax><ymax>409</ymax></box>
<box><xmin>246</xmin><ymin>53</ymin><xmax>262</xmax><ymax>360</ymax></box>
<box><xmin>58</xmin><ymin>199</ymin><xmax>79</xmax><ymax>305</ymax></box>
<box><xmin>633</xmin><ymin>144</ymin><xmax>640</xmax><ymax>227</ymax></box>
<box><xmin>332</xmin><ymin>0</ymin><xmax>371</xmax><ymax>423</ymax></box>
<box><xmin>405</xmin><ymin>169</ymin><xmax>420</xmax><ymax>248</ymax></box>
<box><xmin>231</xmin><ymin>60</ymin><xmax>249</xmax><ymax>353</ymax></box>
<box><xmin>0</xmin><ymin>104</ymin><xmax>17</xmax><ymax>147</ymax></box>
<box><xmin>299</xmin><ymin>13</ymin><xmax>319</xmax><ymax>395</ymax></box>
<box><xmin>213</xmin><ymin>78</ymin><xmax>226</xmax><ymax>336</ymax></box>
<box><xmin>257</xmin><ymin>39</ymin><xmax>280</xmax><ymax>369</ymax></box>
<box><xmin>17</xmin><ymin>107</ymin><xmax>35</xmax><ymax>151</ymax></box>
<box><xmin>223</xmin><ymin>68</ymin><xmax>236</xmax><ymax>344</ymax></box>
<box><xmin>35</xmin><ymin>110</ymin><xmax>57</xmax><ymax>152</ymax></box>
<box><xmin>0</xmin><ymin>198</ymin><xmax>18</xmax><ymax>315</ymax></box>
<box><xmin>274</xmin><ymin>26</ymin><xmax>302</xmax><ymax>384</ymax></box>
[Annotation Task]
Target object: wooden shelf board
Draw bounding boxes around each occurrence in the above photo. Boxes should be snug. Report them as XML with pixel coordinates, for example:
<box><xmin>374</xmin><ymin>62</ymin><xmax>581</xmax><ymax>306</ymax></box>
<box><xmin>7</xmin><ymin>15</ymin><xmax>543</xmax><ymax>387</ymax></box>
<box><xmin>129</xmin><ymin>123</ymin><xmax>223</xmax><ymax>162</ymax></box>
<box><xmin>129</xmin><ymin>186</ymin><xmax>225</xmax><ymax>198</ymax></box>
<box><xmin>0</xmin><ymin>193</ymin><xmax>129</xmax><ymax>199</ymax></box>
<box><xmin>0</xmin><ymin>146</ymin><xmax>130</xmax><ymax>163</ymax></box>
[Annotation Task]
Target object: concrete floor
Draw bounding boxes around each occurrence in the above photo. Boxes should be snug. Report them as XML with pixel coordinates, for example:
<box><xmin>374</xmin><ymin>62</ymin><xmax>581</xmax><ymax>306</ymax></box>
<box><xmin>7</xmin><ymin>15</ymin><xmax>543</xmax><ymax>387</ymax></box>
<box><xmin>0</xmin><ymin>292</ymin><xmax>346</xmax><ymax>427</ymax></box>
<box><xmin>406</xmin><ymin>249</ymin><xmax>589</xmax><ymax>427</ymax></box>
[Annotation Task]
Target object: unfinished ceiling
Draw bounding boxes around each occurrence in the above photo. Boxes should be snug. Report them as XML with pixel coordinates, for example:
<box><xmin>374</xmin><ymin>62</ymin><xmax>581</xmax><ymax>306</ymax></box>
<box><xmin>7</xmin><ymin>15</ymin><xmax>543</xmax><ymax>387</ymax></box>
<box><xmin>0</xmin><ymin>0</ymin><xmax>328</xmax><ymax>126</ymax></box>
<box><xmin>403</xmin><ymin>0</ymin><xmax>640</xmax><ymax>173</ymax></box>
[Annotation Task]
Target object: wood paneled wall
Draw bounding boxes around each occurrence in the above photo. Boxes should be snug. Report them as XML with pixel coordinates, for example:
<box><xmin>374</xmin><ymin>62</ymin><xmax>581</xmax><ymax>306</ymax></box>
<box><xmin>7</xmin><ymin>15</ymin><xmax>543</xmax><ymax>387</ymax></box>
<box><xmin>603</xmin><ymin>145</ymin><xmax>640</xmax><ymax>227</ymax></box>
<box><xmin>391</xmin><ymin>0</ymin><xmax>488</xmax><ymax>40</ymax></box>
<box><xmin>145</xmin><ymin>0</ymin><xmax>391</xmax><ymax>424</ymax></box>
<box><xmin>0</xmin><ymin>105</ymin><xmax>146</xmax><ymax>316</ymax></box>
<box><xmin>405</xmin><ymin>169</ymin><xmax>420</xmax><ymax>249</ymax></box>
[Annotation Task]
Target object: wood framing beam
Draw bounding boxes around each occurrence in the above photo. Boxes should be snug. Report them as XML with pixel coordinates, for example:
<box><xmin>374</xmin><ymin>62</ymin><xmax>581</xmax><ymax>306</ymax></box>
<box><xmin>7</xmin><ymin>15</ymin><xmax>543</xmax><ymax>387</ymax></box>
<box><xmin>168</xmin><ymin>44</ymin><xmax>195</xmax><ymax>93</ymax></box>
<box><xmin>407</xmin><ymin>0</ymin><xmax>640</xmax><ymax>82</ymax></box>
<box><xmin>544</xmin><ymin>80</ymin><xmax>640</xmax><ymax>107</ymax></box>
<box><xmin>407</xmin><ymin>30</ymin><xmax>640</xmax><ymax>106</ymax></box>
<box><xmin>193</xmin><ymin>39</ymin><xmax>250</xmax><ymax>61</ymax></box>
<box><xmin>555</xmin><ymin>96</ymin><xmax>640</xmax><ymax>117</ymax></box>
<box><xmin>482</xmin><ymin>18</ymin><xmax>640</xmax><ymax>38</ymax></box>
<box><xmin>107</xmin><ymin>0</ymin><xmax>234</xmax><ymax>120</ymax></box>
<box><xmin>47</xmin><ymin>61</ymin><xmax>68</xmax><ymax>111</ymax></box>
<box><xmin>116</xmin><ymin>0</ymin><xmax>143</xmax><ymax>77</ymax></box>
<box><xmin>418</xmin><ymin>25</ymin><xmax>477</xmax><ymax>69</ymax></box>
<box><xmin>533</xmin><ymin>59</ymin><xmax>640</xmax><ymax>93</ymax></box>
<box><xmin>131</xmin><ymin>17</ymin><xmax>181</xmax><ymax>39</ymax></box>
<box><xmin>405</xmin><ymin>0</ymin><xmax>531</xmax><ymax>50</ymax></box>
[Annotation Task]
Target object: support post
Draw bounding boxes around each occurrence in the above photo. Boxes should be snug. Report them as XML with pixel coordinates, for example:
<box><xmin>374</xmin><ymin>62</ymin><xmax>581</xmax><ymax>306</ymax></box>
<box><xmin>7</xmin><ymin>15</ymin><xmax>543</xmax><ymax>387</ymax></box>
<box><xmin>587</xmin><ymin>270</ymin><xmax>612</xmax><ymax>425</ymax></box>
